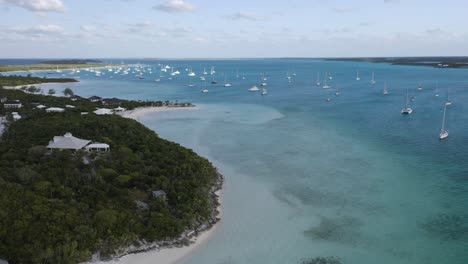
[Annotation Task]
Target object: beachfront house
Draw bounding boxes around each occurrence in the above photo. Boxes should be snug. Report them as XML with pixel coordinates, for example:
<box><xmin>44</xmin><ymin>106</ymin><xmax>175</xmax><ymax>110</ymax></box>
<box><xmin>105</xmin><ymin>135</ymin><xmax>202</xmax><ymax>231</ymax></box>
<box><xmin>89</xmin><ymin>96</ymin><xmax>102</xmax><ymax>103</ymax></box>
<box><xmin>46</xmin><ymin>107</ymin><xmax>65</xmax><ymax>113</ymax></box>
<box><xmin>94</xmin><ymin>108</ymin><xmax>113</xmax><ymax>115</ymax></box>
<box><xmin>113</xmin><ymin>106</ymin><xmax>127</xmax><ymax>112</ymax></box>
<box><xmin>3</xmin><ymin>100</ymin><xmax>22</xmax><ymax>109</ymax></box>
<box><xmin>47</xmin><ymin>132</ymin><xmax>110</xmax><ymax>152</ymax></box>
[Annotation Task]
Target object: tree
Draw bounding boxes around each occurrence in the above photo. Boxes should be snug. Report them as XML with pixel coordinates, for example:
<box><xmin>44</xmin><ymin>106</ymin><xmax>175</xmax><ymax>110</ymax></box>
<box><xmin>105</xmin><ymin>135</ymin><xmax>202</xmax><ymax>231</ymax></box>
<box><xmin>63</xmin><ymin>87</ymin><xmax>74</xmax><ymax>97</ymax></box>
<box><xmin>48</xmin><ymin>88</ymin><xmax>56</xmax><ymax>96</ymax></box>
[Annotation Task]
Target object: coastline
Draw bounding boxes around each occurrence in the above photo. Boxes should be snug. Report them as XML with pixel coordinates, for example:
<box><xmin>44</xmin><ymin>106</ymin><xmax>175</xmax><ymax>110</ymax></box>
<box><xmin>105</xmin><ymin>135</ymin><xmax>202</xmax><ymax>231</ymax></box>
<box><xmin>91</xmin><ymin>105</ymin><xmax>222</xmax><ymax>264</ymax></box>
<box><xmin>118</xmin><ymin>105</ymin><xmax>200</xmax><ymax>120</ymax></box>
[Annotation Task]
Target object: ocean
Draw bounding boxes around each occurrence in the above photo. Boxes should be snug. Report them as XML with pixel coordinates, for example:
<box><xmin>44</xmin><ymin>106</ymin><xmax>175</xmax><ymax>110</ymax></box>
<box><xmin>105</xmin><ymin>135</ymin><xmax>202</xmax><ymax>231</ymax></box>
<box><xmin>7</xmin><ymin>59</ymin><xmax>468</xmax><ymax>264</ymax></box>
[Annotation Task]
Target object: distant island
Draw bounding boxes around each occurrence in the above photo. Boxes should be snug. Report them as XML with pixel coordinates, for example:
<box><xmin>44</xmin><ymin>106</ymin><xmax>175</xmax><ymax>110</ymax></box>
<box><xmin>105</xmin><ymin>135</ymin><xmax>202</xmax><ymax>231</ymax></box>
<box><xmin>0</xmin><ymin>85</ymin><xmax>220</xmax><ymax>264</ymax></box>
<box><xmin>325</xmin><ymin>56</ymin><xmax>468</xmax><ymax>69</ymax></box>
<box><xmin>0</xmin><ymin>75</ymin><xmax>78</xmax><ymax>87</ymax></box>
<box><xmin>39</xmin><ymin>59</ymin><xmax>103</xmax><ymax>65</ymax></box>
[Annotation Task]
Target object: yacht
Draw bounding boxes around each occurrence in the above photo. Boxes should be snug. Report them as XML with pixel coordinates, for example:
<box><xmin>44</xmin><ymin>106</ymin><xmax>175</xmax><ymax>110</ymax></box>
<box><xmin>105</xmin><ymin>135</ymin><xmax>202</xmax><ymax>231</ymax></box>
<box><xmin>223</xmin><ymin>74</ymin><xmax>232</xmax><ymax>87</ymax></box>
<box><xmin>445</xmin><ymin>87</ymin><xmax>452</xmax><ymax>106</ymax></box>
<box><xmin>401</xmin><ymin>88</ymin><xmax>413</xmax><ymax>114</ymax></box>
<box><xmin>261</xmin><ymin>88</ymin><xmax>268</xmax><ymax>95</ymax></box>
<box><xmin>418</xmin><ymin>84</ymin><xmax>423</xmax><ymax>91</ymax></box>
<box><xmin>383</xmin><ymin>81</ymin><xmax>389</xmax><ymax>95</ymax></box>
<box><xmin>322</xmin><ymin>73</ymin><xmax>331</xmax><ymax>89</ymax></box>
<box><xmin>439</xmin><ymin>105</ymin><xmax>449</xmax><ymax>140</ymax></box>
<box><xmin>316</xmin><ymin>72</ymin><xmax>320</xmax><ymax>86</ymax></box>
<box><xmin>356</xmin><ymin>71</ymin><xmax>360</xmax><ymax>81</ymax></box>
<box><xmin>249</xmin><ymin>86</ymin><xmax>260</xmax><ymax>92</ymax></box>
<box><xmin>202</xmin><ymin>89</ymin><xmax>209</xmax><ymax>93</ymax></box>
<box><xmin>371</xmin><ymin>71</ymin><xmax>376</xmax><ymax>85</ymax></box>
<box><xmin>200</xmin><ymin>76</ymin><xmax>206</xmax><ymax>81</ymax></box>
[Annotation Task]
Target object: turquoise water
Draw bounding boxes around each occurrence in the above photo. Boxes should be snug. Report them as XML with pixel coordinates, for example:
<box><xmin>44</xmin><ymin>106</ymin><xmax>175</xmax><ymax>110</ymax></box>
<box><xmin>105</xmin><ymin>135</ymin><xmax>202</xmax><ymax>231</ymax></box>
<box><xmin>17</xmin><ymin>59</ymin><xmax>468</xmax><ymax>263</ymax></box>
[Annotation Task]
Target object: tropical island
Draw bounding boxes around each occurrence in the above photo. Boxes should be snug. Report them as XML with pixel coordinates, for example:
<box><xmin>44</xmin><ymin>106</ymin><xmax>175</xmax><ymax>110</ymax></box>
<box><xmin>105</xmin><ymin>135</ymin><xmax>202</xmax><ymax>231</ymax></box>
<box><xmin>0</xmin><ymin>85</ymin><xmax>221</xmax><ymax>264</ymax></box>
<box><xmin>0</xmin><ymin>74</ymin><xmax>78</xmax><ymax>87</ymax></box>
<box><xmin>0</xmin><ymin>59</ymin><xmax>119</xmax><ymax>73</ymax></box>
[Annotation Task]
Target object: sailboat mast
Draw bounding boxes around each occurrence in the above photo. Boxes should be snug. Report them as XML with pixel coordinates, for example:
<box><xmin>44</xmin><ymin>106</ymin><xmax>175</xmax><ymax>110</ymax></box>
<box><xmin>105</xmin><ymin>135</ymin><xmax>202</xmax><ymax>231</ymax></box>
<box><xmin>441</xmin><ymin>105</ymin><xmax>447</xmax><ymax>132</ymax></box>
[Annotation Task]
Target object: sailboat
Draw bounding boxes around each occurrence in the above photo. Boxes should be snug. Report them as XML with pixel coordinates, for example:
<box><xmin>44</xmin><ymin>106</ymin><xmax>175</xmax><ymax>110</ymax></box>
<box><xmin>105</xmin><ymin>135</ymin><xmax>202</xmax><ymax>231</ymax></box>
<box><xmin>203</xmin><ymin>68</ymin><xmax>208</xmax><ymax>75</ymax></box>
<box><xmin>188</xmin><ymin>77</ymin><xmax>195</xmax><ymax>87</ymax></box>
<box><xmin>322</xmin><ymin>73</ymin><xmax>331</xmax><ymax>89</ymax></box>
<box><xmin>445</xmin><ymin>87</ymin><xmax>452</xmax><ymax>106</ymax></box>
<box><xmin>188</xmin><ymin>68</ymin><xmax>196</xmax><ymax>77</ymax></box>
<box><xmin>401</xmin><ymin>88</ymin><xmax>413</xmax><ymax>114</ymax></box>
<box><xmin>439</xmin><ymin>104</ymin><xmax>449</xmax><ymax>140</ymax></box>
<box><xmin>382</xmin><ymin>81</ymin><xmax>389</xmax><ymax>95</ymax></box>
<box><xmin>223</xmin><ymin>74</ymin><xmax>232</xmax><ymax>87</ymax></box>
<box><xmin>371</xmin><ymin>71</ymin><xmax>376</xmax><ymax>85</ymax></box>
<box><xmin>435</xmin><ymin>81</ymin><xmax>439</xmax><ymax>97</ymax></box>
<box><xmin>210</xmin><ymin>66</ymin><xmax>216</xmax><ymax>75</ymax></box>
<box><xmin>335</xmin><ymin>85</ymin><xmax>340</xmax><ymax>96</ymax></box>
<box><xmin>261</xmin><ymin>88</ymin><xmax>268</xmax><ymax>95</ymax></box>
<box><xmin>418</xmin><ymin>84</ymin><xmax>423</xmax><ymax>91</ymax></box>
<box><xmin>316</xmin><ymin>72</ymin><xmax>321</xmax><ymax>86</ymax></box>
<box><xmin>356</xmin><ymin>71</ymin><xmax>360</xmax><ymax>81</ymax></box>
<box><xmin>249</xmin><ymin>86</ymin><xmax>260</xmax><ymax>92</ymax></box>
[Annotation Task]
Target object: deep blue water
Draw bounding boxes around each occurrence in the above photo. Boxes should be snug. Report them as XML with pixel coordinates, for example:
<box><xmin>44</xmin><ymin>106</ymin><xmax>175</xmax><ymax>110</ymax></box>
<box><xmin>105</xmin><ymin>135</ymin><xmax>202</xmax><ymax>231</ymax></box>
<box><xmin>5</xmin><ymin>59</ymin><xmax>468</xmax><ymax>264</ymax></box>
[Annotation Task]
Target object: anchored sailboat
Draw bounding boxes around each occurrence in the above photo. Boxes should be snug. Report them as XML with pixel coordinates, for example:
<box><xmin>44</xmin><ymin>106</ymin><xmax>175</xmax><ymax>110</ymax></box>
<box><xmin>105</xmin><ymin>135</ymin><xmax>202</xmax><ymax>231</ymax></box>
<box><xmin>371</xmin><ymin>71</ymin><xmax>376</xmax><ymax>85</ymax></box>
<box><xmin>445</xmin><ymin>87</ymin><xmax>452</xmax><ymax>106</ymax></box>
<box><xmin>356</xmin><ymin>71</ymin><xmax>360</xmax><ymax>81</ymax></box>
<box><xmin>439</xmin><ymin>104</ymin><xmax>449</xmax><ymax>140</ymax></box>
<box><xmin>401</xmin><ymin>88</ymin><xmax>413</xmax><ymax>114</ymax></box>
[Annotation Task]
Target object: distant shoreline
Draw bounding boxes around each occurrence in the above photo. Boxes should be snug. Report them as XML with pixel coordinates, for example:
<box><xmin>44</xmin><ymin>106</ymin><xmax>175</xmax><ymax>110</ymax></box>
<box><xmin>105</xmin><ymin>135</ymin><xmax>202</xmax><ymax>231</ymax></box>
<box><xmin>324</xmin><ymin>57</ymin><xmax>468</xmax><ymax>69</ymax></box>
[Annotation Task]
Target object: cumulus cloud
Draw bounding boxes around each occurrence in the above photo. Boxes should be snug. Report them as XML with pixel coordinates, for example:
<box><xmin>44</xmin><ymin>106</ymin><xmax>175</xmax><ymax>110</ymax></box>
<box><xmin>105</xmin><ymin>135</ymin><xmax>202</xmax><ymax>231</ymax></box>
<box><xmin>228</xmin><ymin>11</ymin><xmax>260</xmax><ymax>21</ymax></box>
<box><xmin>0</xmin><ymin>0</ymin><xmax>65</xmax><ymax>13</ymax></box>
<box><xmin>153</xmin><ymin>0</ymin><xmax>195</xmax><ymax>13</ymax></box>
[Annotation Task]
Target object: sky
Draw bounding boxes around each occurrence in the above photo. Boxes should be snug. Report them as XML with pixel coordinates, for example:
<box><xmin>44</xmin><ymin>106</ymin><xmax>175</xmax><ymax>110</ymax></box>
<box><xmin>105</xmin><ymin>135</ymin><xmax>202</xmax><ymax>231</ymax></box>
<box><xmin>0</xmin><ymin>0</ymin><xmax>467</xmax><ymax>58</ymax></box>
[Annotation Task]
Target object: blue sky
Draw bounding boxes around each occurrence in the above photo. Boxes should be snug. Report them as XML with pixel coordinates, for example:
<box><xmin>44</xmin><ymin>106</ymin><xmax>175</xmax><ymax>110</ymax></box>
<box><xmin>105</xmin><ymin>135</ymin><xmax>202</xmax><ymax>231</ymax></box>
<box><xmin>0</xmin><ymin>0</ymin><xmax>467</xmax><ymax>58</ymax></box>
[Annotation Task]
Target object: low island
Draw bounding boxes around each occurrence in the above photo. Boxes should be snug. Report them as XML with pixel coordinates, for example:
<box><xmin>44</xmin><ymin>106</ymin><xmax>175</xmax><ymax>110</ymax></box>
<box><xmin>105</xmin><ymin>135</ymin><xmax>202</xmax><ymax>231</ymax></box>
<box><xmin>0</xmin><ymin>84</ymin><xmax>222</xmax><ymax>264</ymax></box>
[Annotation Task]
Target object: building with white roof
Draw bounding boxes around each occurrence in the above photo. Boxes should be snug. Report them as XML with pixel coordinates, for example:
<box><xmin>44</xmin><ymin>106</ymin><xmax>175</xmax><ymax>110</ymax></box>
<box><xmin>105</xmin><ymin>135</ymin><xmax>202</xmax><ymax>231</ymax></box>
<box><xmin>94</xmin><ymin>108</ymin><xmax>113</xmax><ymax>115</ymax></box>
<box><xmin>46</xmin><ymin>107</ymin><xmax>65</xmax><ymax>113</ymax></box>
<box><xmin>36</xmin><ymin>104</ymin><xmax>46</xmax><ymax>109</ymax></box>
<box><xmin>47</xmin><ymin>132</ymin><xmax>110</xmax><ymax>152</ymax></box>
<box><xmin>3</xmin><ymin>100</ymin><xmax>22</xmax><ymax>109</ymax></box>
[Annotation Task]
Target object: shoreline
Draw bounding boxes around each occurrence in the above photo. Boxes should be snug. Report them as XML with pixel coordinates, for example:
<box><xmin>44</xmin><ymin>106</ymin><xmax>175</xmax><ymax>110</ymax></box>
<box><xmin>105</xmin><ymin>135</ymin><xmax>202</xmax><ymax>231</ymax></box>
<box><xmin>118</xmin><ymin>105</ymin><xmax>200</xmax><ymax>120</ymax></box>
<box><xmin>91</xmin><ymin>105</ymin><xmax>222</xmax><ymax>264</ymax></box>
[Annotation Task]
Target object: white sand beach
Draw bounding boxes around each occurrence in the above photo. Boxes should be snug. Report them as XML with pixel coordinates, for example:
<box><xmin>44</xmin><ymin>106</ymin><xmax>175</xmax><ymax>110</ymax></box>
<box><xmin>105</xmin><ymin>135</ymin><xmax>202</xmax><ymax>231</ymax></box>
<box><xmin>118</xmin><ymin>106</ymin><xmax>199</xmax><ymax>120</ymax></box>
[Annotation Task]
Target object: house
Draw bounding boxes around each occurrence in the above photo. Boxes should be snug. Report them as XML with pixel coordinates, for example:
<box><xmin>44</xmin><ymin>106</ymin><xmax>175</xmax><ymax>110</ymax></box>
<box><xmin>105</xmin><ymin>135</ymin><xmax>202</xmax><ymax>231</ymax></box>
<box><xmin>47</xmin><ymin>133</ymin><xmax>91</xmax><ymax>151</ymax></box>
<box><xmin>113</xmin><ymin>106</ymin><xmax>127</xmax><ymax>112</ymax></box>
<box><xmin>65</xmin><ymin>105</ymin><xmax>75</xmax><ymax>108</ymax></box>
<box><xmin>0</xmin><ymin>97</ymin><xmax>7</xmax><ymax>103</ymax></box>
<box><xmin>36</xmin><ymin>104</ymin><xmax>46</xmax><ymax>109</ymax></box>
<box><xmin>88</xmin><ymin>96</ymin><xmax>102</xmax><ymax>103</ymax></box>
<box><xmin>11</xmin><ymin>112</ymin><xmax>21</xmax><ymax>121</ymax></box>
<box><xmin>152</xmin><ymin>190</ymin><xmax>167</xmax><ymax>200</ymax></box>
<box><xmin>3</xmin><ymin>100</ymin><xmax>22</xmax><ymax>109</ymax></box>
<box><xmin>70</xmin><ymin>95</ymin><xmax>82</xmax><ymax>101</ymax></box>
<box><xmin>47</xmin><ymin>132</ymin><xmax>110</xmax><ymax>152</ymax></box>
<box><xmin>94</xmin><ymin>108</ymin><xmax>113</xmax><ymax>115</ymax></box>
<box><xmin>85</xmin><ymin>143</ymin><xmax>110</xmax><ymax>152</ymax></box>
<box><xmin>46</xmin><ymin>107</ymin><xmax>65</xmax><ymax>113</ymax></box>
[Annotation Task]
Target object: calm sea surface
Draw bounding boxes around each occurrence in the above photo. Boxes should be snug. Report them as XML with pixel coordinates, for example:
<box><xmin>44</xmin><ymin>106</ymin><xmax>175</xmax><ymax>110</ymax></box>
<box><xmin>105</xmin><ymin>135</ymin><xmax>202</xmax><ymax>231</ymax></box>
<box><xmin>7</xmin><ymin>59</ymin><xmax>468</xmax><ymax>264</ymax></box>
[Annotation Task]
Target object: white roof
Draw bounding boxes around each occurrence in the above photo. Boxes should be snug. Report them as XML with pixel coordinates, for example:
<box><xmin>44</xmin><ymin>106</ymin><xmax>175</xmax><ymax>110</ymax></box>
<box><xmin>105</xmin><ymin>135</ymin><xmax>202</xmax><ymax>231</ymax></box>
<box><xmin>114</xmin><ymin>106</ymin><xmax>126</xmax><ymax>111</ymax></box>
<box><xmin>94</xmin><ymin>108</ymin><xmax>113</xmax><ymax>115</ymax></box>
<box><xmin>46</xmin><ymin>107</ymin><xmax>65</xmax><ymax>112</ymax></box>
<box><xmin>47</xmin><ymin>132</ymin><xmax>91</xmax><ymax>150</ymax></box>
<box><xmin>37</xmin><ymin>105</ymin><xmax>46</xmax><ymax>109</ymax></box>
<box><xmin>85</xmin><ymin>143</ymin><xmax>110</xmax><ymax>149</ymax></box>
<box><xmin>65</xmin><ymin>105</ymin><xmax>76</xmax><ymax>108</ymax></box>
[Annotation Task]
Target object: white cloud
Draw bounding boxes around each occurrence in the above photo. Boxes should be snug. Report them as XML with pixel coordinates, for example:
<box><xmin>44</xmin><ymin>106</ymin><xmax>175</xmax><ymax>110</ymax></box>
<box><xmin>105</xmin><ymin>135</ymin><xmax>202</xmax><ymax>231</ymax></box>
<box><xmin>332</xmin><ymin>7</ymin><xmax>353</xmax><ymax>14</ymax></box>
<box><xmin>228</xmin><ymin>11</ymin><xmax>260</xmax><ymax>21</ymax></box>
<box><xmin>0</xmin><ymin>0</ymin><xmax>65</xmax><ymax>13</ymax></box>
<box><xmin>153</xmin><ymin>0</ymin><xmax>195</xmax><ymax>13</ymax></box>
<box><xmin>15</xmin><ymin>24</ymin><xmax>64</xmax><ymax>34</ymax></box>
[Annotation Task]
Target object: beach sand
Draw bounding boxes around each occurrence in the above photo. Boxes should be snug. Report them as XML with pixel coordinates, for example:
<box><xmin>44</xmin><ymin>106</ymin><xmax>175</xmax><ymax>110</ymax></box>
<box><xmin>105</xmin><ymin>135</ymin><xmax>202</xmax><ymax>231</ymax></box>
<box><xmin>92</xmin><ymin>105</ymin><xmax>222</xmax><ymax>264</ymax></box>
<box><xmin>118</xmin><ymin>106</ymin><xmax>199</xmax><ymax>120</ymax></box>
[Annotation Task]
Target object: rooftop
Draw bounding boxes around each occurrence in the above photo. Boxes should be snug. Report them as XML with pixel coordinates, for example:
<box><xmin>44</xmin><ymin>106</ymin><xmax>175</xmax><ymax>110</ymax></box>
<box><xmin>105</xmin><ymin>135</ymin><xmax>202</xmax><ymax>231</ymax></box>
<box><xmin>47</xmin><ymin>132</ymin><xmax>91</xmax><ymax>150</ymax></box>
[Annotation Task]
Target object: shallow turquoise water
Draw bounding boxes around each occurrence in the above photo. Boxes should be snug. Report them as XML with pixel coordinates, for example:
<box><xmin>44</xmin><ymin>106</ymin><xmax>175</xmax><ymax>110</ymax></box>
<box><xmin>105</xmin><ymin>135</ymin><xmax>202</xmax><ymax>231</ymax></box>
<box><xmin>18</xmin><ymin>59</ymin><xmax>468</xmax><ymax>263</ymax></box>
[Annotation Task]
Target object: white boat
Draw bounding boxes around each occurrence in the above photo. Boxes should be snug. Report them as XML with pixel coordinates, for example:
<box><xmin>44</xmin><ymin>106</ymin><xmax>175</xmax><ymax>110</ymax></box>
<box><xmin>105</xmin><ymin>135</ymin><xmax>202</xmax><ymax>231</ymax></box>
<box><xmin>371</xmin><ymin>71</ymin><xmax>376</xmax><ymax>85</ymax></box>
<box><xmin>210</xmin><ymin>66</ymin><xmax>216</xmax><ymax>75</ymax></box>
<box><xmin>401</xmin><ymin>88</ymin><xmax>413</xmax><ymax>114</ymax></box>
<box><xmin>188</xmin><ymin>68</ymin><xmax>196</xmax><ymax>77</ymax></box>
<box><xmin>356</xmin><ymin>71</ymin><xmax>360</xmax><ymax>81</ymax></box>
<box><xmin>261</xmin><ymin>88</ymin><xmax>268</xmax><ymax>95</ymax></box>
<box><xmin>445</xmin><ymin>87</ymin><xmax>452</xmax><ymax>106</ymax></box>
<box><xmin>202</xmin><ymin>89</ymin><xmax>209</xmax><ymax>93</ymax></box>
<box><xmin>249</xmin><ymin>86</ymin><xmax>260</xmax><ymax>92</ymax></box>
<box><xmin>200</xmin><ymin>76</ymin><xmax>206</xmax><ymax>81</ymax></box>
<box><xmin>260</xmin><ymin>82</ymin><xmax>267</xmax><ymax>86</ymax></box>
<box><xmin>223</xmin><ymin>74</ymin><xmax>232</xmax><ymax>87</ymax></box>
<box><xmin>188</xmin><ymin>78</ymin><xmax>195</xmax><ymax>87</ymax></box>
<box><xmin>435</xmin><ymin>81</ymin><xmax>439</xmax><ymax>97</ymax></box>
<box><xmin>418</xmin><ymin>84</ymin><xmax>423</xmax><ymax>91</ymax></box>
<box><xmin>155</xmin><ymin>79</ymin><xmax>160</xmax><ymax>82</ymax></box>
<box><xmin>383</xmin><ymin>81</ymin><xmax>389</xmax><ymax>95</ymax></box>
<box><xmin>316</xmin><ymin>72</ymin><xmax>320</xmax><ymax>86</ymax></box>
<box><xmin>322</xmin><ymin>73</ymin><xmax>330</xmax><ymax>89</ymax></box>
<box><xmin>203</xmin><ymin>68</ymin><xmax>208</xmax><ymax>75</ymax></box>
<box><xmin>439</xmin><ymin>104</ymin><xmax>449</xmax><ymax>140</ymax></box>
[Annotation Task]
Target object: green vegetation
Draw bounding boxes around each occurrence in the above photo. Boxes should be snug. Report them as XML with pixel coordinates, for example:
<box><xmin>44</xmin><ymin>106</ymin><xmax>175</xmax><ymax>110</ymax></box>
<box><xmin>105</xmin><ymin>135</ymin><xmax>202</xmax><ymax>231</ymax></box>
<box><xmin>0</xmin><ymin>74</ymin><xmax>77</xmax><ymax>86</ymax></box>
<box><xmin>0</xmin><ymin>64</ymin><xmax>118</xmax><ymax>73</ymax></box>
<box><xmin>325</xmin><ymin>56</ymin><xmax>468</xmax><ymax>69</ymax></box>
<box><xmin>0</xmin><ymin>89</ymin><xmax>219</xmax><ymax>263</ymax></box>
<box><xmin>39</xmin><ymin>59</ymin><xmax>103</xmax><ymax>65</ymax></box>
